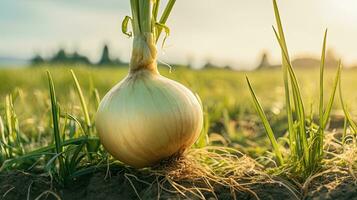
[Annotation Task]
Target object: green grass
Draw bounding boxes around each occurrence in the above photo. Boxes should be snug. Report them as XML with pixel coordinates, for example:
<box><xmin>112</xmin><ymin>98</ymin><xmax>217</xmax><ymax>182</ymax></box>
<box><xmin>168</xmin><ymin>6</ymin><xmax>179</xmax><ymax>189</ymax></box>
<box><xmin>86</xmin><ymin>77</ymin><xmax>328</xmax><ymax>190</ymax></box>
<box><xmin>0</xmin><ymin>67</ymin><xmax>356</xmax><ymax>149</ymax></box>
<box><xmin>245</xmin><ymin>0</ymin><xmax>345</xmax><ymax>180</ymax></box>
<box><xmin>0</xmin><ymin>63</ymin><xmax>357</xmax><ymax>199</ymax></box>
<box><xmin>1</xmin><ymin>1</ymin><xmax>357</xmax><ymax>198</ymax></box>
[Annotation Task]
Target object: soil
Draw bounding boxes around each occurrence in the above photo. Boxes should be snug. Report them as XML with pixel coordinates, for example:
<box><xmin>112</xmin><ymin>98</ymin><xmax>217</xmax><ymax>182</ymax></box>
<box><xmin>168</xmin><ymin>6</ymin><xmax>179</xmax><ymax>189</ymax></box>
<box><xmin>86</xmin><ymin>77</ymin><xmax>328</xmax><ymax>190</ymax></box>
<box><xmin>0</xmin><ymin>169</ymin><xmax>295</xmax><ymax>200</ymax></box>
<box><xmin>1</xmin><ymin>168</ymin><xmax>356</xmax><ymax>200</ymax></box>
<box><xmin>305</xmin><ymin>171</ymin><xmax>357</xmax><ymax>200</ymax></box>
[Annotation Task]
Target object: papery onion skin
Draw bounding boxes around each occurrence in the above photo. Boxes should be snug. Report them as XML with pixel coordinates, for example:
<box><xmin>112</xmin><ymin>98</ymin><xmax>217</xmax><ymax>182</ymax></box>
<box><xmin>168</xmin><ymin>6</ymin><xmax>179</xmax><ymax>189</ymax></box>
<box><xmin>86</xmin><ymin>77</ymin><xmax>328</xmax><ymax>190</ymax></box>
<box><xmin>96</xmin><ymin>1</ymin><xmax>203</xmax><ymax>168</ymax></box>
<box><xmin>96</xmin><ymin>69</ymin><xmax>203</xmax><ymax>168</ymax></box>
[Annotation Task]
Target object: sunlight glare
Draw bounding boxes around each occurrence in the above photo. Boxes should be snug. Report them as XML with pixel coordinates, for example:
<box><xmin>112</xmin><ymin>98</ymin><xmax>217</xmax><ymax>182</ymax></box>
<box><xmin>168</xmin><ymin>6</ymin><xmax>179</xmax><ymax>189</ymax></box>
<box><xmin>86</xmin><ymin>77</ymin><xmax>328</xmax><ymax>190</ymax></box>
<box><xmin>329</xmin><ymin>0</ymin><xmax>357</xmax><ymax>21</ymax></box>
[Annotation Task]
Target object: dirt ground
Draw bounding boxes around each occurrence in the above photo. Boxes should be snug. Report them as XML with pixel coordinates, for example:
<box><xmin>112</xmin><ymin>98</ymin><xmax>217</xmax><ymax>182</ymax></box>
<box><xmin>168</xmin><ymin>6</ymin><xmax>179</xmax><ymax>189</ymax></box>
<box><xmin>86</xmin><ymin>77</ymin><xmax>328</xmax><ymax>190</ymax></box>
<box><xmin>1</xmin><ymin>168</ymin><xmax>356</xmax><ymax>200</ymax></box>
<box><xmin>0</xmin><ymin>169</ymin><xmax>296</xmax><ymax>200</ymax></box>
<box><xmin>305</xmin><ymin>171</ymin><xmax>357</xmax><ymax>200</ymax></box>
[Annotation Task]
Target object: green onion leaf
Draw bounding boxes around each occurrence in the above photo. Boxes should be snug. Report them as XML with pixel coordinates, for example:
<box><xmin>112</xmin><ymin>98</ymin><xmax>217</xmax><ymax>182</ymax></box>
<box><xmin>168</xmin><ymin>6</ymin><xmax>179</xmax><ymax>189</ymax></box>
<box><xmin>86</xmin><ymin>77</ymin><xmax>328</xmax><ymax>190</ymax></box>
<box><xmin>122</xmin><ymin>16</ymin><xmax>133</xmax><ymax>37</ymax></box>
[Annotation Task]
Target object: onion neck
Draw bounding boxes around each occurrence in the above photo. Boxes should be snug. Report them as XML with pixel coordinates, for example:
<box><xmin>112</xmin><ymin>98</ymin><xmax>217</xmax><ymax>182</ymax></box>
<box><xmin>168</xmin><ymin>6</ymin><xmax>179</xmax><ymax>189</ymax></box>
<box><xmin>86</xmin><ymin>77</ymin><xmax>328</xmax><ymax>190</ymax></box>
<box><xmin>129</xmin><ymin>33</ymin><xmax>159</xmax><ymax>75</ymax></box>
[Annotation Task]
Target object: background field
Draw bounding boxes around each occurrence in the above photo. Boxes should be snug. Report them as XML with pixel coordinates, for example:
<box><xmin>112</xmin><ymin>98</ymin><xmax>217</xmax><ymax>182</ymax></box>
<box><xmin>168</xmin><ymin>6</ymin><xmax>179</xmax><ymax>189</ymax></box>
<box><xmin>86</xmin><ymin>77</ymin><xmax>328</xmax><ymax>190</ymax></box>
<box><xmin>0</xmin><ymin>65</ymin><xmax>355</xmax><ymax>157</ymax></box>
<box><xmin>1</xmin><ymin>64</ymin><xmax>357</xmax><ymax>199</ymax></box>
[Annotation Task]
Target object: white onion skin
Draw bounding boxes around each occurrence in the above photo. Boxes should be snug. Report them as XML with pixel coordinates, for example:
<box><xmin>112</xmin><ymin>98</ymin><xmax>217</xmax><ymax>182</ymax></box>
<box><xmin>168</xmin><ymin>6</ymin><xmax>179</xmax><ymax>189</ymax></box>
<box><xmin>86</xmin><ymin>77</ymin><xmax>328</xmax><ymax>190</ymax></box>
<box><xmin>96</xmin><ymin>69</ymin><xmax>203</xmax><ymax>168</ymax></box>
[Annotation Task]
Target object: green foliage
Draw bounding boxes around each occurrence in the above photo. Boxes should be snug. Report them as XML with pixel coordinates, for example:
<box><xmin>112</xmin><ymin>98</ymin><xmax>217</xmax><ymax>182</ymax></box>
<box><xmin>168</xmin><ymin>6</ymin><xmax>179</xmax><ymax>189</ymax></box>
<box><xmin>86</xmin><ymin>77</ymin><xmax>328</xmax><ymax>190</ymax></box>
<box><xmin>125</xmin><ymin>0</ymin><xmax>176</xmax><ymax>43</ymax></box>
<box><xmin>0</xmin><ymin>0</ymin><xmax>356</xmax><ymax>192</ymax></box>
<box><xmin>45</xmin><ymin>71</ymin><xmax>103</xmax><ymax>185</ymax></box>
<box><xmin>339</xmin><ymin>70</ymin><xmax>357</xmax><ymax>137</ymax></box>
<box><xmin>246</xmin><ymin>0</ymin><xmax>343</xmax><ymax>179</ymax></box>
<box><xmin>0</xmin><ymin>94</ymin><xmax>25</xmax><ymax>163</ymax></box>
<box><xmin>246</xmin><ymin>77</ymin><xmax>284</xmax><ymax>166</ymax></box>
<box><xmin>0</xmin><ymin>64</ymin><xmax>355</xmax><ymax>184</ymax></box>
<box><xmin>0</xmin><ymin>71</ymin><xmax>105</xmax><ymax>186</ymax></box>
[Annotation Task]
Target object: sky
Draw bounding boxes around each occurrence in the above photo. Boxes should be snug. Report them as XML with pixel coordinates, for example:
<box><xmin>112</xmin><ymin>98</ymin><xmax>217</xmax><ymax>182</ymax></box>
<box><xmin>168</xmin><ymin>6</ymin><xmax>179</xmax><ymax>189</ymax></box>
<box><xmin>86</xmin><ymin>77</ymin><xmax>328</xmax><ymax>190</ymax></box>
<box><xmin>1</xmin><ymin>0</ymin><xmax>357</xmax><ymax>69</ymax></box>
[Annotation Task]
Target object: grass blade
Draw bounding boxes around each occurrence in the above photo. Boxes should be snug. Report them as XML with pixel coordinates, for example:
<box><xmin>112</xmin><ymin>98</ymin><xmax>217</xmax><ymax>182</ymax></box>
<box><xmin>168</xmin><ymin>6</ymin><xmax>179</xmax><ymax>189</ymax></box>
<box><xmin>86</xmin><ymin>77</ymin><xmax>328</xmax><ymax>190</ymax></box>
<box><xmin>319</xmin><ymin>30</ymin><xmax>328</xmax><ymax>128</ymax></box>
<box><xmin>273</xmin><ymin>27</ymin><xmax>309</xmax><ymax>168</ymax></box>
<box><xmin>4</xmin><ymin>95</ymin><xmax>24</xmax><ymax>156</ymax></box>
<box><xmin>272</xmin><ymin>0</ymin><xmax>290</xmax><ymax>60</ymax></box>
<box><xmin>0</xmin><ymin>115</ymin><xmax>7</xmax><ymax>159</ymax></box>
<box><xmin>246</xmin><ymin>76</ymin><xmax>284</xmax><ymax>165</ymax></box>
<box><xmin>92</xmin><ymin>89</ymin><xmax>101</xmax><ymax>110</ymax></box>
<box><xmin>47</xmin><ymin>71</ymin><xmax>62</xmax><ymax>154</ymax></box>
<box><xmin>342</xmin><ymin>116</ymin><xmax>348</xmax><ymax>145</ymax></box>
<box><xmin>316</xmin><ymin>29</ymin><xmax>328</xmax><ymax>158</ymax></box>
<box><xmin>63</xmin><ymin>113</ymin><xmax>86</xmax><ymax>137</ymax></box>
<box><xmin>47</xmin><ymin>71</ymin><xmax>66</xmax><ymax>182</ymax></box>
<box><xmin>88</xmin><ymin>76</ymin><xmax>101</xmax><ymax>109</ymax></box>
<box><xmin>195</xmin><ymin>111</ymin><xmax>209</xmax><ymax>148</ymax></box>
<box><xmin>5</xmin><ymin>95</ymin><xmax>13</xmax><ymax>152</ymax></box>
<box><xmin>70</xmin><ymin>70</ymin><xmax>92</xmax><ymax>134</ymax></box>
<box><xmin>69</xmin><ymin>141</ymin><xmax>86</xmax><ymax>171</ymax></box>
<box><xmin>338</xmin><ymin>69</ymin><xmax>357</xmax><ymax>133</ymax></box>
<box><xmin>272</xmin><ymin>0</ymin><xmax>296</xmax><ymax>158</ymax></box>
<box><xmin>322</xmin><ymin>62</ymin><xmax>341</xmax><ymax>128</ymax></box>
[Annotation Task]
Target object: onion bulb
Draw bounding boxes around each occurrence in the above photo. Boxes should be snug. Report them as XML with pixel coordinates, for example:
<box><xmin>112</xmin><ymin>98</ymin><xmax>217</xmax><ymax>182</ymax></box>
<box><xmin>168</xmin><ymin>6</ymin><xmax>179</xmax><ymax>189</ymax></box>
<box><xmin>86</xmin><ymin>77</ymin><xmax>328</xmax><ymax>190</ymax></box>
<box><xmin>96</xmin><ymin>0</ymin><xmax>203</xmax><ymax>168</ymax></box>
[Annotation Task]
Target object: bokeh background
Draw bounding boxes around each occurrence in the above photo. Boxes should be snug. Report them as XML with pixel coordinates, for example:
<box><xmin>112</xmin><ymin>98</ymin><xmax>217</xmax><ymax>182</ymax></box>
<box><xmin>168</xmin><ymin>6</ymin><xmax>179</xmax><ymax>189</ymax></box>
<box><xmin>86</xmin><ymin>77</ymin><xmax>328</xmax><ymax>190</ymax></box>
<box><xmin>0</xmin><ymin>0</ymin><xmax>356</xmax><ymax>152</ymax></box>
<box><xmin>1</xmin><ymin>0</ymin><xmax>357</xmax><ymax>69</ymax></box>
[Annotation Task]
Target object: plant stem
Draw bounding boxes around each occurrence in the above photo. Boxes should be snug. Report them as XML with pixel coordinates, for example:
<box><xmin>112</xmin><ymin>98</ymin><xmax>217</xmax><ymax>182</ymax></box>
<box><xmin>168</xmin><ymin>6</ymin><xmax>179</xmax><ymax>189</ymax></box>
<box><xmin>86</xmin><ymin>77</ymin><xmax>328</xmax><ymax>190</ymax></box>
<box><xmin>139</xmin><ymin>0</ymin><xmax>152</xmax><ymax>34</ymax></box>
<box><xmin>152</xmin><ymin>0</ymin><xmax>160</xmax><ymax>21</ymax></box>
<box><xmin>156</xmin><ymin>0</ymin><xmax>176</xmax><ymax>42</ymax></box>
<box><xmin>128</xmin><ymin>0</ymin><xmax>176</xmax><ymax>73</ymax></box>
<box><xmin>130</xmin><ymin>0</ymin><xmax>141</xmax><ymax>36</ymax></box>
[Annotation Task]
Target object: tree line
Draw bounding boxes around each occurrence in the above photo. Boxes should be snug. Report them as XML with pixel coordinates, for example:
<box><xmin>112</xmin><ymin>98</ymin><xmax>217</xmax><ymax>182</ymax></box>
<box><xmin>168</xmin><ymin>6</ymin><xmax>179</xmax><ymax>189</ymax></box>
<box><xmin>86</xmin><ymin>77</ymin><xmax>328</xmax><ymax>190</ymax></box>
<box><xmin>31</xmin><ymin>45</ymin><xmax>125</xmax><ymax>67</ymax></box>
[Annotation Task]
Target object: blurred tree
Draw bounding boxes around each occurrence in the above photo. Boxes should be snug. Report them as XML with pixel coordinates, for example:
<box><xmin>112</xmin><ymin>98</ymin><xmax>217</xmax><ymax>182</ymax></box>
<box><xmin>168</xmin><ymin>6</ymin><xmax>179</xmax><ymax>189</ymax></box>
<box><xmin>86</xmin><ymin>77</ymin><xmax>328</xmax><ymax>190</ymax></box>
<box><xmin>98</xmin><ymin>44</ymin><xmax>111</xmax><ymax>65</ymax></box>
<box><xmin>29</xmin><ymin>45</ymin><xmax>127</xmax><ymax>67</ymax></box>
<box><xmin>202</xmin><ymin>59</ymin><xmax>216</xmax><ymax>69</ymax></box>
<box><xmin>97</xmin><ymin>44</ymin><xmax>125</xmax><ymax>66</ymax></box>
<box><xmin>256</xmin><ymin>52</ymin><xmax>271</xmax><ymax>69</ymax></box>
<box><xmin>30</xmin><ymin>54</ymin><xmax>45</xmax><ymax>65</ymax></box>
<box><xmin>70</xmin><ymin>51</ymin><xmax>91</xmax><ymax>65</ymax></box>
<box><xmin>186</xmin><ymin>55</ymin><xmax>194</xmax><ymax>69</ymax></box>
<box><xmin>51</xmin><ymin>49</ymin><xmax>67</xmax><ymax>63</ymax></box>
<box><xmin>49</xmin><ymin>49</ymin><xmax>91</xmax><ymax>65</ymax></box>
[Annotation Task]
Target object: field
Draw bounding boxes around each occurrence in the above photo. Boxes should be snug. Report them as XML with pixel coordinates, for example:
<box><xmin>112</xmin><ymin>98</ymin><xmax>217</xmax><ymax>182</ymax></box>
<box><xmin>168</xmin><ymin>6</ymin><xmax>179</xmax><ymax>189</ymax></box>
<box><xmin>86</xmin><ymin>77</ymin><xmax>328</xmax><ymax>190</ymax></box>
<box><xmin>1</xmin><ymin>65</ymin><xmax>357</xmax><ymax>199</ymax></box>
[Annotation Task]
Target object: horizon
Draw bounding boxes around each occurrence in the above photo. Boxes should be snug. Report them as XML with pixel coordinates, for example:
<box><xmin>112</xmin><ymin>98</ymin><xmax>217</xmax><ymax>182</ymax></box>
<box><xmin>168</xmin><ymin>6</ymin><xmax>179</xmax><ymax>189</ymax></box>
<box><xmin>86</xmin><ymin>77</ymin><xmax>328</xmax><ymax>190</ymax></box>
<box><xmin>1</xmin><ymin>0</ymin><xmax>357</xmax><ymax>69</ymax></box>
<box><xmin>0</xmin><ymin>46</ymin><xmax>349</xmax><ymax>70</ymax></box>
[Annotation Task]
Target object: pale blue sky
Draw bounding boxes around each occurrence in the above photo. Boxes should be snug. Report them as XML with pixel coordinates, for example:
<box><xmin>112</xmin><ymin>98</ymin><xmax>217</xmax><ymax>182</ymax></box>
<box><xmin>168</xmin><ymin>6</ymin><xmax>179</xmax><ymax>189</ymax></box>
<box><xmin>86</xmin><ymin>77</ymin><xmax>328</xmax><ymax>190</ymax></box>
<box><xmin>1</xmin><ymin>0</ymin><xmax>357</xmax><ymax>69</ymax></box>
